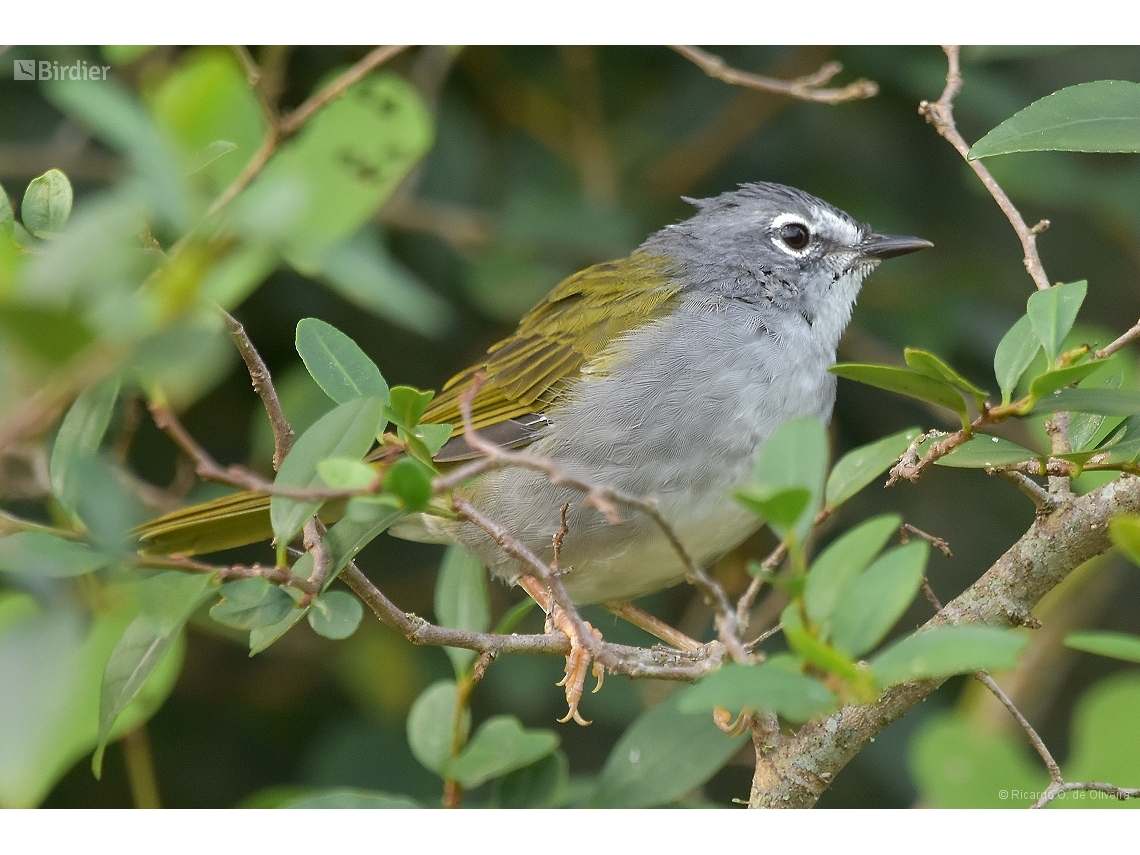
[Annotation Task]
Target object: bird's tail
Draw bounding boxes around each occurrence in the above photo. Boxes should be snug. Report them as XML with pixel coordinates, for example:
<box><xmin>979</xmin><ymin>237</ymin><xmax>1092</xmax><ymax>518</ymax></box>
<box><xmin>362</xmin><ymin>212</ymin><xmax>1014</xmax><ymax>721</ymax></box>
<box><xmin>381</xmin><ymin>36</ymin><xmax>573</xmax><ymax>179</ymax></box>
<box><xmin>136</xmin><ymin>491</ymin><xmax>278</xmax><ymax>557</ymax></box>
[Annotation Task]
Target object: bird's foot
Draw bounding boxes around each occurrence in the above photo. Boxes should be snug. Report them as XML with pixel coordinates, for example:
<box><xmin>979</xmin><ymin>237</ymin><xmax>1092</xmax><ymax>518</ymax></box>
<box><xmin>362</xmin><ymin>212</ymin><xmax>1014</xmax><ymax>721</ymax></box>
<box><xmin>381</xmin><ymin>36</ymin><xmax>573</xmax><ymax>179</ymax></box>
<box><xmin>550</xmin><ymin>604</ymin><xmax>604</xmax><ymax>726</ymax></box>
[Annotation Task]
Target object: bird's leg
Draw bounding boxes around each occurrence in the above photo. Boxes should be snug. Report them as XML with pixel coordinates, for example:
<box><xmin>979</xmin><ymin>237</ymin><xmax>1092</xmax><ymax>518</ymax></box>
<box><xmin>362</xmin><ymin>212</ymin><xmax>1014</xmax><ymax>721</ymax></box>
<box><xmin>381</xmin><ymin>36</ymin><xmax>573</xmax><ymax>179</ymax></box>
<box><xmin>516</xmin><ymin>575</ymin><xmax>603</xmax><ymax>726</ymax></box>
<box><xmin>603</xmin><ymin>600</ymin><xmax>704</xmax><ymax>652</ymax></box>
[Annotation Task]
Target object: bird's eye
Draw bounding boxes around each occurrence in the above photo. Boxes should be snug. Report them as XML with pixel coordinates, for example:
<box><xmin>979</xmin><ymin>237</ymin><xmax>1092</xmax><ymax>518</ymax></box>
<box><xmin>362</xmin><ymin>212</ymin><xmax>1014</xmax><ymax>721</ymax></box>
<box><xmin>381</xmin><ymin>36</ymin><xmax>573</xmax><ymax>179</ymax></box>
<box><xmin>779</xmin><ymin>221</ymin><xmax>811</xmax><ymax>251</ymax></box>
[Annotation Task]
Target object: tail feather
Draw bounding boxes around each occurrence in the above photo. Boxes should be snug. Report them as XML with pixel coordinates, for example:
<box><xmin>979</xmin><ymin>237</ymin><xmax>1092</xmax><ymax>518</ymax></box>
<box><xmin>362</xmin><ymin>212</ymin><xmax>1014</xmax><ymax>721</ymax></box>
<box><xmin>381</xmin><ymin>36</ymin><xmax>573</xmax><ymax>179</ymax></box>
<box><xmin>136</xmin><ymin>491</ymin><xmax>274</xmax><ymax>556</ymax></box>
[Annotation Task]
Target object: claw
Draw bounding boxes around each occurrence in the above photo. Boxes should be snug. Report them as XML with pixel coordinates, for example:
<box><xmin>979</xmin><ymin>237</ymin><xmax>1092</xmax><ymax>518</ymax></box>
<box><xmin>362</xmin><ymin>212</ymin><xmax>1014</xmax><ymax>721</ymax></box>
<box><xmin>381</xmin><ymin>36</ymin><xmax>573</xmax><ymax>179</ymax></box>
<box><xmin>550</xmin><ymin>608</ymin><xmax>603</xmax><ymax>726</ymax></box>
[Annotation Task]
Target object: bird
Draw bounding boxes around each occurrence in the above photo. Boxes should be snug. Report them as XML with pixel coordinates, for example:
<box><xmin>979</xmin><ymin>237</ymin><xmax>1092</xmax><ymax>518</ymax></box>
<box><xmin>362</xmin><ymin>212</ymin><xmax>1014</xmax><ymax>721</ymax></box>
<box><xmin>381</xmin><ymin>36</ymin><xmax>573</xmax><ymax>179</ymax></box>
<box><xmin>138</xmin><ymin>181</ymin><xmax>931</xmax><ymax>721</ymax></box>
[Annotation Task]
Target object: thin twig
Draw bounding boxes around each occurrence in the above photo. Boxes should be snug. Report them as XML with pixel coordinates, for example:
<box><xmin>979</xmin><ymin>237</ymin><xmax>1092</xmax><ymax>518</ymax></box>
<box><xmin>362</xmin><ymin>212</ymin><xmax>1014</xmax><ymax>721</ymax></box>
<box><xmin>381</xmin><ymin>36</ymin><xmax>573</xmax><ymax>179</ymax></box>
<box><xmin>900</xmin><ymin>523</ymin><xmax>953</xmax><ymax>558</ymax></box>
<box><xmin>672</xmin><ymin>45</ymin><xmax>878</xmax><ymax>105</ymax></box>
<box><xmin>221</xmin><ymin>309</ymin><xmax>294</xmax><ymax>469</ymax></box>
<box><xmin>279</xmin><ymin>45</ymin><xmax>409</xmax><ymax>136</ymax></box>
<box><xmin>918</xmin><ymin>46</ymin><xmax>1051</xmax><ymax>292</ymax></box>
<box><xmin>994</xmin><ymin>470</ymin><xmax>1061</xmax><ymax>511</ymax></box>
<box><xmin>1095</xmin><ymin>318</ymin><xmax>1140</xmax><ymax>359</ymax></box>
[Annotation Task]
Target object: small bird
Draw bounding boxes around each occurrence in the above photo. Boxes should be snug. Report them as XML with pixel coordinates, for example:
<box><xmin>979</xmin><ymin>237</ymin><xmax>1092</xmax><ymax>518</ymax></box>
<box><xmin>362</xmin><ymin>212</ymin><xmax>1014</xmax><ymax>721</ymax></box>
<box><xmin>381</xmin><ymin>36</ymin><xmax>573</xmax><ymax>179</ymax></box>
<box><xmin>139</xmin><ymin>182</ymin><xmax>930</xmax><ymax>720</ymax></box>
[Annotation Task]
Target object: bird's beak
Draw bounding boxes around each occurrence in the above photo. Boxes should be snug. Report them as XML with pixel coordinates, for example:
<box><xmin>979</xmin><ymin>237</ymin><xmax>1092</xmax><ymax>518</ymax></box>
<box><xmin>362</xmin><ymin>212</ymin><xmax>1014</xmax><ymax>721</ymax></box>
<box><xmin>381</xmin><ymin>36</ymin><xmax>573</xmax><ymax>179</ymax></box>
<box><xmin>861</xmin><ymin>233</ymin><xmax>934</xmax><ymax>259</ymax></box>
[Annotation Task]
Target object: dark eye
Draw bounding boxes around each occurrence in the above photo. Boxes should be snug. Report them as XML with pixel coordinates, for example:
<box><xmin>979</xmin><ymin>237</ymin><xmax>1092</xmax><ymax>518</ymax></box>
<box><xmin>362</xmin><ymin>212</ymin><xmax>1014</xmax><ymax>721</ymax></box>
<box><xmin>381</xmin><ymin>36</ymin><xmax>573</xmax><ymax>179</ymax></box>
<box><xmin>779</xmin><ymin>222</ymin><xmax>811</xmax><ymax>250</ymax></box>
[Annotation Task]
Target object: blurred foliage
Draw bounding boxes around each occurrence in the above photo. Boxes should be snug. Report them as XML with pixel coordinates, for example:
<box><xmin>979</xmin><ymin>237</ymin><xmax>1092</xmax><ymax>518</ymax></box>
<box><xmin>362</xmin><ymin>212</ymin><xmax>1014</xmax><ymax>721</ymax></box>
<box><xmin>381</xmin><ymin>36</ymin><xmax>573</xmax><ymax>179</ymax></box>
<box><xmin>2</xmin><ymin>45</ymin><xmax>1140</xmax><ymax>808</ymax></box>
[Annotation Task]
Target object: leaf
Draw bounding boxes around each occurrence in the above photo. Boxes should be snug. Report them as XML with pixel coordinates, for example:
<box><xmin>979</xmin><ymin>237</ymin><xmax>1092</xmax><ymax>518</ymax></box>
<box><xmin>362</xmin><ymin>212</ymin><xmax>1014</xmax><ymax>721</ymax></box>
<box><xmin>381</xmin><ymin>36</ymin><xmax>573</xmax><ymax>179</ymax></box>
<box><xmin>306</xmin><ymin>590</ymin><xmax>363</xmax><ymax>640</ymax></box>
<box><xmin>1065</xmin><ymin>631</ymin><xmax>1140</xmax><ymax>665</ymax></box>
<box><xmin>825</xmin><ymin>428</ymin><xmax>920</xmax><ymax>509</ymax></box>
<box><xmin>317</xmin><ymin>457</ymin><xmax>377</xmax><ymax>490</ymax></box>
<box><xmin>444</xmin><ymin>716</ymin><xmax>559</xmax><ymax>789</ymax></box>
<box><xmin>406</xmin><ymin>681</ymin><xmax>468</xmax><ymax>777</ymax></box>
<box><xmin>1027</xmin><ymin>281</ymin><xmax>1088</xmax><ymax>364</ymax></box>
<box><xmin>21</xmin><ymin>169</ymin><xmax>73</xmax><ymax>237</ymax></box>
<box><xmin>904</xmin><ymin>348</ymin><xmax>989</xmax><ymax>406</ymax></box>
<box><xmin>909</xmin><ymin>713</ymin><xmax>1048</xmax><ymax>808</ymax></box>
<box><xmin>933</xmin><ymin>435</ymin><xmax>1042</xmax><ymax>469</ymax></box>
<box><xmin>1031</xmin><ymin>387</ymin><xmax>1140</xmax><ymax>416</ymax></box>
<box><xmin>269</xmin><ymin>396</ymin><xmax>386</xmax><ymax>546</ymax></box>
<box><xmin>279</xmin><ymin>789</ymin><xmax>421</xmax><ymax>809</ymax></box>
<box><xmin>830</xmin><ymin>363</ymin><xmax>969</xmax><ymax>428</ymax></box>
<box><xmin>1061</xmin><ymin>674</ymin><xmax>1140</xmax><ymax>799</ymax></box>
<box><xmin>804</xmin><ymin>514</ymin><xmax>902</xmax><ymax>626</ymax></box>
<box><xmin>209</xmin><ymin>579</ymin><xmax>295</xmax><ymax>631</ymax></box>
<box><xmin>382</xmin><ymin>457</ymin><xmax>434</xmax><ymax>512</ymax></box>
<box><xmin>498</xmin><ymin>751</ymin><xmax>568</xmax><ymax>808</ymax></box>
<box><xmin>590</xmin><ymin>690</ymin><xmax>745</xmax><ymax>808</ymax></box>
<box><xmin>385</xmin><ymin>386</ymin><xmax>434</xmax><ymax>430</ymax></box>
<box><xmin>434</xmin><ymin>547</ymin><xmax>490</xmax><ymax>678</ymax></box>
<box><xmin>0</xmin><ymin>532</ymin><xmax>113</xmax><ymax>579</ymax></box>
<box><xmin>44</xmin><ymin>79</ymin><xmax>190</xmax><ymax>230</ymax></box>
<box><xmin>412</xmin><ymin>423</ymin><xmax>453</xmax><ymax>458</ymax></box>
<box><xmin>68</xmin><ymin>456</ymin><xmax>148</xmax><ymax>556</ymax></box>
<box><xmin>1070</xmin><ymin>372</ymin><xmax>1123</xmax><ymax>452</ymax></box>
<box><xmin>829</xmin><ymin>542</ymin><xmax>928</xmax><ymax>658</ymax></box>
<box><xmin>93</xmin><ymin>572</ymin><xmax>212</xmax><ymax>777</ymax></box>
<box><xmin>969</xmin><ymin>81</ymin><xmax>1140</xmax><ymax>158</ymax></box>
<box><xmin>746</xmin><ymin>415</ymin><xmax>828</xmax><ymax>540</ymax></box>
<box><xmin>241</xmin><ymin>72</ymin><xmax>434</xmax><ymax>267</ymax></box>
<box><xmin>0</xmin><ymin>180</ymin><xmax>14</xmax><ymax>235</ymax></box>
<box><xmin>1109</xmin><ymin>514</ymin><xmax>1140</xmax><ymax>566</ymax></box>
<box><xmin>778</xmin><ymin>605</ymin><xmax>865</xmax><ymax>687</ymax></box>
<box><xmin>871</xmin><ymin>625</ymin><xmax>1028</xmax><ymax>687</ymax></box>
<box><xmin>295</xmin><ymin>317</ymin><xmax>389</xmax><ymax>405</ymax></box>
<box><xmin>317</xmin><ymin>227</ymin><xmax>453</xmax><ymax>339</ymax></box>
<box><xmin>1028</xmin><ymin>361</ymin><xmax>1103</xmax><ymax>399</ymax></box>
<box><xmin>49</xmin><ymin>372</ymin><xmax>121</xmax><ymax>514</ymax></box>
<box><xmin>678</xmin><ymin>661</ymin><xmax>838</xmax><ymax>723</ymax></box>
<box><xmin>732</xmin><ymin>485</ymin><xmax>811</xmax><ymax>532</ymax></box>
<box><xmin>993</xmin><ymin>314</ymin><xmax>1041</xmax><ymax>405</ymax></box>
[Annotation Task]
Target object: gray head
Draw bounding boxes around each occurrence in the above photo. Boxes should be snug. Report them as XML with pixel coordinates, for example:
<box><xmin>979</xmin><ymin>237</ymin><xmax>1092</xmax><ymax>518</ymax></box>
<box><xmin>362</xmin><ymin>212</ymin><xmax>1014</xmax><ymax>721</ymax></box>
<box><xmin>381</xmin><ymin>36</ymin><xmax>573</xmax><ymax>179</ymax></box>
<box><xmin>640</xmin><ymin>182</ymin><xmax>931</xmax><ymax>347</ymax></box>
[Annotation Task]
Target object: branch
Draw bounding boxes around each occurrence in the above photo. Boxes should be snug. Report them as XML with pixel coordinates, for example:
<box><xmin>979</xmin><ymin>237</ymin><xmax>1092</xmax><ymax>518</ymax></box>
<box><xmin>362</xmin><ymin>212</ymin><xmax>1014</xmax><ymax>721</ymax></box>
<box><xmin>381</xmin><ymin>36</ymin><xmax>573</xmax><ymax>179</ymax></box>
<box><xmin>671</xmin><ymin>46</ymin><xmax>878</xmax><ymax>105</ymax></box>
<box><xmin>918</xmin><ymin>46</ymin><xmax>1052</xmax><ymax>292</ymax></box>
<box><xmin>221</xmin><ymin>310</ymin><xmax>294</xmax><ymax>469</ymax></box>
<box><xmin>1095</xmin><ymin>318</ymin><xmax>1140</xmax><ymax>359</ymax></box>
<box><xmin>748</xmin><ymin>472</ymin><xmax>1140</xmax><ymax>807</ymax></box>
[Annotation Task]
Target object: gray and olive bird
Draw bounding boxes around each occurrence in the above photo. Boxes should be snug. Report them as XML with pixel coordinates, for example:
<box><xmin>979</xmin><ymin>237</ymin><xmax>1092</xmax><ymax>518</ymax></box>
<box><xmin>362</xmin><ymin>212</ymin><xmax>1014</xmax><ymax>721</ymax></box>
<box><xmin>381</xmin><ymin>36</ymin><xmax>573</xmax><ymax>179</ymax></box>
<box><xmin>139</xmin><ymin>182</ymin><xmax>931</xmax><ymax>718</ymax></box>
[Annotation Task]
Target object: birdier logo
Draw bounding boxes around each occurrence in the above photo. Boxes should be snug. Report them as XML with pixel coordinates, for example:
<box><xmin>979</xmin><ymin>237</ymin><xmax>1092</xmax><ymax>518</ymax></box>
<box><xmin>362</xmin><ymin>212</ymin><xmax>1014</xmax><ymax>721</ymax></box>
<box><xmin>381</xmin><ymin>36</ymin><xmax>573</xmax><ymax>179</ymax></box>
<box><xmin>13</xmin><ymin>59</ymin><xmax>111</xmax><ymax>80</ymax></box>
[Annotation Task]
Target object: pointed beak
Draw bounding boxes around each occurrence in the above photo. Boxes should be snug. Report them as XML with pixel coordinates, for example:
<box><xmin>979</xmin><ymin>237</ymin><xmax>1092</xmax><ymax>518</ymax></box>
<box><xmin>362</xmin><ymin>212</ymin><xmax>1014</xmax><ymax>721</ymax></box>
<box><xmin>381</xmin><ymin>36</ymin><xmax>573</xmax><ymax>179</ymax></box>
<box><xmin>861</xmin><ymin>233</ymin><xmax>934</xmax><ymax>259</ymax></box>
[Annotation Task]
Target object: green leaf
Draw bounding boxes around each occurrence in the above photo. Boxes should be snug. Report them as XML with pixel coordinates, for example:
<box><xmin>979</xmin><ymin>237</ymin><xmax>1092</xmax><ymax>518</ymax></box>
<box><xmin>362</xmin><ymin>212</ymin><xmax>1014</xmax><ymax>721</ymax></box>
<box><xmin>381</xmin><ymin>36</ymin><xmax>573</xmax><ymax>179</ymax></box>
<box><xmin>49</xmin><ymin>373</ymin><xmax>121</xmax><ymax>514</ymax></box>
<box><xmin>590</xmin><ymin>690</ymin><xmax>745</xmax><ymax>808</ymax></box>
<box><xmin>385</xmin><ymin>386</ymin><xmax>434</xmax><ymax>430</ymax></box>
<box><xmin>747</xmin><ymin>415</ymin><xmax>828</xmax><ymax>540</ymax></box>
<box><xmin>1031</xmin><ymin>387</ymin><xmax>1140</xmax><ymax>416</ymax></box>
<box><xmin>44</xmin><ymin>79</ymin><xmax>190</xmax><ymax>230</ymax></box>
<box><xmin>382</xmin><ymin>457</ymin><xmax>434</xmax><ymax>512</ymax></box>
<box><xmin>68</xmin><ymin>456</ymin><xmax>148</xmax><ymax>556</ymax></box>
<box><xmin>498</xmin><ymin>751</ymin><xmax>568</xmax><ymax>808</ymax></box>
<box><xmin>209</xmin><ymin>579</ymin><xmax>295</xmax><ymax>631</ymax></box>
<box><xmin>1028</xmin><ymin>361</ymin><xmax>1103</xmax><ymax>399</ymax></box>
<box><xmin>0</xmin><ymin>532</ymin><xmax>113</xmax><ymax>579</ymax></box>
<box><xmin>1065</xmin><ymin>631</ymin><xmax>1140</xmax><ymax>664</ymax></box>
<box><xmin>411</xmin><ymin>423</ymin><xmax>453</xmax><ymax>458</ymax></box>
<box><xmin>993</xmin><ymin>314</ymin><xmax>1041</xmax><ymax>405</ymax></box>
<box><xmin>969</xmin><ymin>81</ymin><xmax>1140</xmax><ymax>158</ymax></box>
<box><xmin>0</xmin><ymin>600</ymin><xmax>183</xmax><ymax>807</ymax></box>
<box><xmin>804</xmin><ymin>514</ymin><xmax>901</xmax><ymax>626</ymax></box>
<box><xmin>317</xmin><ymin>227</ymin><xmax>453</xmax><ymax>339</ymax></box>
<box><xmin>434</xmin><ymin>546</ymin><xmax>490</xmax><ymax>678</ymax></box>
<box><xmin>21</xmin><ymin>169</ymin><xmax>73</xmax><ymax>237</ymax></box>
<box><xmin>241</xmin><ymin>72</ymin><xmax>434</xmax><ymax>267</ymax></box>
<box><xmin>444</xmin><ymin>716</ymin><xmax>559</xmax><ymax>789</ymax></box>
<box><xmin>1110</xmin><ymin>514</ymin><xmax>1140</xmax><ymax>566</ymax></box>
<box><xmin>871</xmin><ymin>625</ymin><xmax>1028</xmax><ymax>687</ymax></box>
<box><xmin>831</xmin><ymin>363</ymin><xmax>969</xmax><ymax>428</ymax></box>
<box><xmin>934</xmin><ymin>435</ymin><xmax>1042</xmax><ymax>469</ymax></box>
<box><xmin>317</xmin><ymin>457</ymin><xmax>377</xmax><ymax>490</ymax></box>
<box><xmin>306</xmin><ymin>590</ymin><xmax>363</xmax><ymax>640</ymax></box>
<box><xmin>93</xmin><ymin>572</ymin><xmax>212</xmax><ymax>777</ymax></box>
<box><xmin>825</xmin><ymin>428</ymin><xmax>921</xmax><ymax>510</ymax></box>
<box><xmin>732</xmin><ymin>485</ymin><xmax>811</xmax><ymax>532</ymax></box>
<box><xmin>779</xmin><ymin>605</ymin><xmax>865</xmax><ymax>685</ymax></box>
<box><xmin>678</xmin><ymin>661</ymin><xmax>838</xmax><ymax>723</ymax></box>
<box><xmin>1070</xmin><ymin>372</ymin><xmax>1123</xmax><ymax>451</ymax></box>
<box><xmin>269</xmin><ymin>396</ymin><xmax>386</xmax><ymax>546</ymax></box>
<box><xmin>829</xmin><ymin>542</ymin><xmax>928</xmax><ymax>658</ymax></box>
<box><xmin>279</xmin><ymin>789</ymin><xmax>422</xmax><ymax>809</ymax></box>
<box><xmin>1060</xmin><ymin>674</ymin><xmax>1140</xmax><ymax>801</ymax></box>
<box><xmin>905</xmin><ymin>348</ymin><xmax>989</xmax><ymax>406</ymax></box>
<box><xmin>407</xmin><ymin>681</ymin><xmax>468</xmax><ymax>777</ymax></box>
<box><xmin>295</xmin><ymin>317</ymin><xmax>389</xmax><ymax>405</ymax></box>
<box><xmin>909</xmin><ymin>713</ymin><xmax>1048</xmax><ymax>808</ymax></box>
<box><xmin>0</xmin><ymin>180</ymin><xmax>14</xmax><ymax>235</ymax></box>
<box><xmin>1027</xmin><ymin>281</ymin><xmax>1088</xmax><ymax>364</ymax></box>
